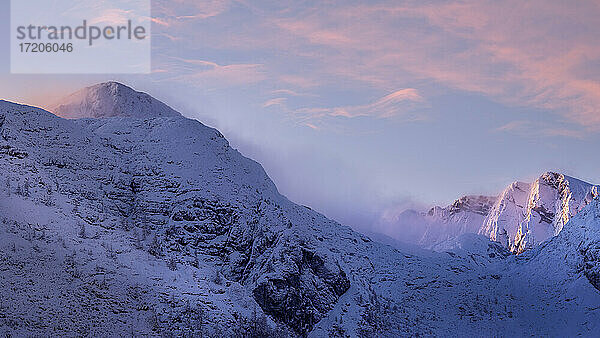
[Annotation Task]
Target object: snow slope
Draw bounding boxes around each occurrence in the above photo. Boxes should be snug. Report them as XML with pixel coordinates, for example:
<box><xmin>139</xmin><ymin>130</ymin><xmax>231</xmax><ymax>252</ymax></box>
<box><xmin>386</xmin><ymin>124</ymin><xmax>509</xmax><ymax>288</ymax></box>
<box><xmin>1</xmin><ymin>82</ymin><xmax>599</xmax><ymax>336</ymax></box>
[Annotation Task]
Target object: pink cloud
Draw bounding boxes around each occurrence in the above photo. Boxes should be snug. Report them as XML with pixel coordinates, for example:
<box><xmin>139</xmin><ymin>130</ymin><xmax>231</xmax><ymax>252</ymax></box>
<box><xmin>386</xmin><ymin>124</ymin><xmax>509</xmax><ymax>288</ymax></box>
<box><xmin>153</xmin><ymin>0</ymin><xmax>232</xmax><ymax>26</ymax></box>
<box><xmin>258</xmin><ymin>1</ymin><xmax>600</xmax><ymax>130</ymax></box>
<box><xmin>270</xmin><ymin>89</ymin><xmax>314</xmax><ymax>97</ymax></box>
<box><xmin>292</xmin><ymin>88</ymin><xmax>428</xmax><ymax>129</ymax></box>
<box><xmin>149</xmin><ymin>0</ymin><xmax>600</xmax><ymax>132</ymax></box>
<box><xmin>278</xmin><ymin>75</ymin><xmax>320</xmax><ymax>89</ymax></box>
<box><xmin>151</xmin><ymin>17</ymin><xmax>170</xmax><ymax>27</ymax></box>
<box><xmin>495</xmin><ymin>120</ymin><xmax>585</xmax><ymax>139</ymax></box>
<box><xmin>154</xmin><ymin>57</ymin><xmax>266</xmax><ymax>88</ymax></box>
<box><xmin>276</xmin><ymin>20</ymin><xmax>354</xmax><ymax>46</ymax></box>
<box><xmin>305</xmin><ymin>123</ymin><xmax>319</xmax><ymax>130</ymax></box>
<box><xmin>90</xmin><ymin>9</ymin><xmax>135</xmax><ymax>26</ymax></box>
<box><xmin>263</xmin><ymin>97</ymin><xmax>287</xmax><ymax>108</ymax></box>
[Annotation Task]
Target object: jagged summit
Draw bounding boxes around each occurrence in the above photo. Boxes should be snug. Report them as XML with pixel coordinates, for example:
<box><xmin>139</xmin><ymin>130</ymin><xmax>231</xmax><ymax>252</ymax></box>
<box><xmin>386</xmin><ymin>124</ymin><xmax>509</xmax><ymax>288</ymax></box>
<box><xmin>388</xmin><ymin>171</ymin><xmax>599</xmax><ymax>253</ymax></box>
<box><xmin>480</xmin><ymin>171</ymin><xmax>599</xmax><ymax>253</ymax></box>
<box><xmin>51</xmin><ymin>81</ymin><xmax>181</xmax><ymax>119</ymax></box>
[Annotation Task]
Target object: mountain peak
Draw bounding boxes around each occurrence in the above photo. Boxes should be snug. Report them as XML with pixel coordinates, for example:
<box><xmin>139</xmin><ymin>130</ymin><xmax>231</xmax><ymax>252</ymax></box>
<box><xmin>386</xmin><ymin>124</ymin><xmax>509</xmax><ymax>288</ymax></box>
<box><xmin>51</xmin><ymin>81</ymin><xmax>181</xmax><ymax>119</ymax></box>
<box><xmin>448</xmin><ymin>195</ymin><xmax>497</xmax><ymax>216</ymax></box>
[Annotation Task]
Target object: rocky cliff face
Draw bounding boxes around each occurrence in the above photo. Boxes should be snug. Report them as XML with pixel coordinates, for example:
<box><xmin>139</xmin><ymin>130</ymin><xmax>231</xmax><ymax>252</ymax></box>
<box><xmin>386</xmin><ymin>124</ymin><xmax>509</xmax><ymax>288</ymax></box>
<box><xmin>482</xmin><ymin>173</ymin><xmax>599</xmax><ymax>253</ymax></box>
<box><xmin>479</xmin><ymin>181</ymin><xmax>531</xmax><ymax>249</ymax></box>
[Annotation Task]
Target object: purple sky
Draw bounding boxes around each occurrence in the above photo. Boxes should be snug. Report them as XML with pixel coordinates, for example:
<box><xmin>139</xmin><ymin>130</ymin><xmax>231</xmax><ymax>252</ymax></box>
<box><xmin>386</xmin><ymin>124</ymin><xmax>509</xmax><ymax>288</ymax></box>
<box><xmin>2</xmin><ymin>0</ymin><xmax>600</xmax><ymax>238</ymax></box>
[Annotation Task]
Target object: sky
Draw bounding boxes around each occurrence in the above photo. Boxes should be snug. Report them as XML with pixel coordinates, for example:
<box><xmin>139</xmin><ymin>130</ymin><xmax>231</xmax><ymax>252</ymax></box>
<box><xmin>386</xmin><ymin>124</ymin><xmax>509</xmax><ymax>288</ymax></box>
<box><xmin>2</xmin><ymin>0</ymin><xmax>600</xmax><ymax>239</ymax></box>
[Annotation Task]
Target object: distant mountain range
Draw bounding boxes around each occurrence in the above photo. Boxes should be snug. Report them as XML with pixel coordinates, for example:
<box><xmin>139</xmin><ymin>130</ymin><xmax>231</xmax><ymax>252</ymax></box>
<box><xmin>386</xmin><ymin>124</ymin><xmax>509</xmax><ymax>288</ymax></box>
<box><xmin>389</xmin><ymin>173</ymin><xmax>598</xmax><ymax>253</ymax></box>
<box><xmin>0</xmin><ymin>82</ymin><xmax>598</xmax><ymax>336</ymax></box>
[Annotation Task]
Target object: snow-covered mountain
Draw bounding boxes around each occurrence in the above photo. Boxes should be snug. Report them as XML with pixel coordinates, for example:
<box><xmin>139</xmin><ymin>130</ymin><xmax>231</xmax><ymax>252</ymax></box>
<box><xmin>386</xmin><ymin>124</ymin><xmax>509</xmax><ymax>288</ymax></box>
<box><xmin>391</xmin><ymin>173</ymin><xmax>598</xmax><ymax>253</ymax></box>
<box><xmin>51</xmin><ymin>81</ymin><xmax>181</xmax><ymax>119</ymax></box>
<box><xmin>420</xmin><ymin>195</ymin><xmax>497</xmax><ymax>247</ymax></box>
<box><xmin>1</xmin><ymin>82</ymin><xmax>599</xmax><ymax>336</ymax></box>
<box><xmin>481</xmin><ymin>172</ymin><xmax>599</xmax><ymax>253</ymax></box>
<box><xmin>387</xmin><ymin>195</ymin><xmax>497</xmax><ymax>248</ymax></box>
